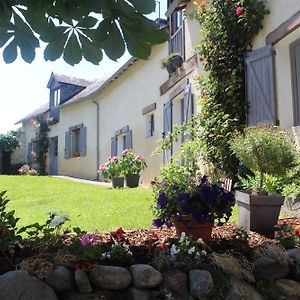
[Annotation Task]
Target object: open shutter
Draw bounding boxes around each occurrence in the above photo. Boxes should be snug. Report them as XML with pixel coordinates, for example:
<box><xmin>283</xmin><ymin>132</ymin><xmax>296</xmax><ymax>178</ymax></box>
<box><xmin>245</xmin><ymin>45</ymin><xmax>276</xmax><ymax>125</ymax></box>
<box><xmin>163</xmin><ymin>100</ymin><xmax>173</xmax><ymax>163</ymax></box>
<box><xmin>125</xmin><ymin>129</ymin><xmax>133</xmax><ymax>150</ymax></box>
<box><xmin>111</xmin><ymin>136</ymin><xmax>117</xmax><ymax>156</ymax></box>
<box><xmin>64</xmin><ymin>131</ymin><xmax>71</xmax><ymax>158</ymax></box>
<box><xmin>79</xmin><ymin>126</ymin><xmax>87</xmax><ymax>156</ymax></box>
<box><xmin>183</xmin><ymin>82</ymin><xmax>192</xmax><ymax>123</ymax></box>
<box><xmin>27</xmin><ymin>142</ymin><xmax>32</xmax><ymax>164</ymax></box>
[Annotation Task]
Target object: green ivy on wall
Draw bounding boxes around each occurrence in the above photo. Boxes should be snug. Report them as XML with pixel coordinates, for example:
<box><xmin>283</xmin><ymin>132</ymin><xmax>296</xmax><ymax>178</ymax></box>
<box><xmin>193</xmin><ymin>0</ymin><xmax>269</xmax><ymax>177</ymax></box>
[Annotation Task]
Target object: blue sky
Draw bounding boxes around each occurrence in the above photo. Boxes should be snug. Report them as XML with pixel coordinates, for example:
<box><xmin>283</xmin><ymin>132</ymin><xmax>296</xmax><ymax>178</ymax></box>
<box><xmin>0</xmin><ymin>1</ymin><xmax>167</xmax><ymax>133</ymax></box>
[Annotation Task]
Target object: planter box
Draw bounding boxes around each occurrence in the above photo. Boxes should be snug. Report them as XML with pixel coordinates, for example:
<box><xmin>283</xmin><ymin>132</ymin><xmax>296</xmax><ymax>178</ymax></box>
<box><xmin>236</xmin><ymin>191</ymin><xmax>284</xmax><ymax>236</ymax></box>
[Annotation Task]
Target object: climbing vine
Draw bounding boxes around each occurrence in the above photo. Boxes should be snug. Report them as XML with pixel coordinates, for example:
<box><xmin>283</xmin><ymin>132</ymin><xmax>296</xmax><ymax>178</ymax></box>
<box><xmin>193</xmin><ymin>0</ymin><xmax>269</xmax><ymax>177</ymax></box>
<box><xmin>33</xmin><ymin>117</ymin><xmax>49</xmax><ymax>175</ymax></box>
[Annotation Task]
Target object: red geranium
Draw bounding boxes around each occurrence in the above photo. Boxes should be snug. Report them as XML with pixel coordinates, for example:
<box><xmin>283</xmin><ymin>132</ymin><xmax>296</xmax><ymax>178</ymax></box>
<box><xmin>236</xmin><ymin>7</ymin><xmax>245</xmax><ymax>16</ymax></box>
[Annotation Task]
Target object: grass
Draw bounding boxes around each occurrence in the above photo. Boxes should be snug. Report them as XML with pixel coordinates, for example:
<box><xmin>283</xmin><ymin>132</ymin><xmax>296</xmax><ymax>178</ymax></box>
<box><xmin>0</xmin><ymin>176</ymin><xmax>154</xmax><ymax>232</ymax></box>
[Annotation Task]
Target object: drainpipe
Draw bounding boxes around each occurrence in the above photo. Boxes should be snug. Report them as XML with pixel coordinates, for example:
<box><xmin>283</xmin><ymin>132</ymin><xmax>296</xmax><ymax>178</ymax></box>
<box><xmin>92</xmin><ymin>99</ymin><xmax>100</xmax><ymax>180</ymax></box>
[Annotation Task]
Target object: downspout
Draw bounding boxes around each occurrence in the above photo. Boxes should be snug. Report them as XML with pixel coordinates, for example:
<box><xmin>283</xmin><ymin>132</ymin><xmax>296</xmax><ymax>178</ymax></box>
<box><xmin>92</xmin><ymin>99</ymin><xmax>100</xmax><ymax>180</ymax></box>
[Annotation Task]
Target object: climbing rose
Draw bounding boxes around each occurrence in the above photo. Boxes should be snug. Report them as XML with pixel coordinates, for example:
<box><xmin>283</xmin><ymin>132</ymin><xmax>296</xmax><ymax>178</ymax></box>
<box><xmin>236</xmin><ymin>7</ymin><xmax>245</xmax><ymax>16</ymax></box>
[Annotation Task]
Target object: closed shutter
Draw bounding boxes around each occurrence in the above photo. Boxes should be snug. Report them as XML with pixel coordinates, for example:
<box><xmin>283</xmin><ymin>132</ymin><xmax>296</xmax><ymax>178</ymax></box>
<box><xmin>125</xmin><ymin>129</ymin><xmax>133</xmax><ymax>150</ymax></box>
<box><xmin>27</xmin><ymin>142</ymin><xmax>32</xmax><ymax>164</ymax></box>
<box><xmin>111</xmin><ymin>136</ymin><xmax>117</xmax><ymax>156</ymax></box>
<box><xmin>163</xmin><ymin>100</ymin><xmax>173</xmax><ymax>163</ymax></box>
<box><xmin>64</xmin><ymin>131</ymin><xmax>71</xmax><ymax>158</ymax></box>
<box><xmin>183</xmin><ymin>82</ymin><xmax>192</xmax><ymax>123</ymax></box>
<box><xmin>245</xmin><ymin>45</ymin><xmax>276</xmax><ymax>125</ymax></box>
<box><xmin>79</xmin><ymin>126</ymin><xmax>87</xmax><ymax>156</ymax></box>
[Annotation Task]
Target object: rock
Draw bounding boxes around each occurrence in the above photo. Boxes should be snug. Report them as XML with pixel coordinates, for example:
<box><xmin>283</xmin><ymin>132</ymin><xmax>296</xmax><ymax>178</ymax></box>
<box><xmin>160</xmin><ymin>269</ymin><xmax>188</xmax><ymax>300</ymax></box>
<box><xmin>58</xmin><ymin>291</ymin><xmax>100</xmax><ymax>300</ymax></box>
<box><xmin>275</xmin><ymin>278</ymin><xmax>300</xmax><ymax>300</ymax></box>
<box><xmin>253</xmin><ymin>257</ymin><xmax>289</xmax><ymax>281</ymax></box>
<box><xmin>287</xmin><ymin>248</ymin><xmax>300</xmax><ymax>281</ymax></box>
<box><xmin>224</xmin><ymin>279</ymin><xmax>262</xmax><ymax>300</ymax></box>
<box><xmin>129</xmin><ymin>264</ymin><xmax>162</xmax><ymax>288</ymax></box>
<box><xmin>75</xmin><ymin>269</ymin><xmax>92</xmax><ymax>293</ymax></box>
<box><xmin>47</xmin><ymin>265</ymin><xmax>75</xmax><ymax>293</ymax></box>
<box><xmin>189</xmin><ymin>270</ymin><xmax>213</xmax><ymax>299</ymax></box>
<box><xmin>89</xmin><ymin>265</ymin><xmax>131</xmax><ymax>290</ymax></box>
<box><xmin>128</xmin><ymin>287</ymin><xmax>151</xmax><ymax>300</ymax></box>
<box><xmin>0</xmin><ymin>270</ymin><xmax>58</xmax><ymax>300</ymax></box>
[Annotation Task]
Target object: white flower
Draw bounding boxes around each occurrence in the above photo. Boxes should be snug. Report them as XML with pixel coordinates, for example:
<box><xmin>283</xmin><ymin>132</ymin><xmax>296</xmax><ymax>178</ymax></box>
<box><xmin>122</xmin><ymin>243</ymin><xmax>130</xmax><ymax>250</ymax></box>
<box><xmin>197</xmin><ymin>238</ymin><xmax>204</xmax><ymax>244</ymax></box>
<box><xmin>188</xmin><ymin>246</ymin><xmax>195</xmax><ymax>254</ymax></box>
<box><xmin>49</xmin><ymin>217</ymin><xmax>64</xmax><ymax>227</ymax></box>
<box><xmin>179</xmin><ymin>232</ymin><xmax>186</xmax><ymax>243</ymax></box>
<box><xmin>127</xmin><ymin>250</ymin><xmax>133</xmax><ymax>256</ymax></box>
<box><xmin>170</xmin><ymin>244</ymin><xmax>178</xmax><ymax>256</ymax></box>
<box><xmin>61</xmin><ymin>214</ymin><xmax>70</xmax><ymax>221</ymax></box>
<box><xmin>201</xmin><ymin>250</ymin><xmax>207</xmax><ymax>256</ymax></box>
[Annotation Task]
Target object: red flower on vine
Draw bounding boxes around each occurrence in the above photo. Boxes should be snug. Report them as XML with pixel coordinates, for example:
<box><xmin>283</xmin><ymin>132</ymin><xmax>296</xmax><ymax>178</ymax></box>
<box><xmin>236</xmin><ymin>7</ymin><xmax>245</xmax><ymax>16</ymax></box>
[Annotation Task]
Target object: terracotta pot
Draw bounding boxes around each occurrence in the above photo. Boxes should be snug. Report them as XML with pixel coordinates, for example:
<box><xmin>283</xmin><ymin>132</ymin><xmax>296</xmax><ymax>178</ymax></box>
<box><xmin>111</xmin><ymin>177</ymin><xmax>124</xmax><ymax>188</ymax></box>
<box><xmin>172</xmin><ymin>216</ymin><xmax>214</xmax><ymax>242</ymax></box>
<box><xmin>125</xmin><ymin>174</ymin><xmax>140</xmax><ymax>188</ymax></box>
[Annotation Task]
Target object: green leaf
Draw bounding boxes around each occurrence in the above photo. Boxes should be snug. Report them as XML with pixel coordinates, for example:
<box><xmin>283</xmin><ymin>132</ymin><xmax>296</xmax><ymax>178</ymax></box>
<box><xmin>0</xmin><ymin>31</ymin><xmax>13</xmax><ymax>48</ymax></box>
<box><xmin>102</xmin><ymin>22</ymin><xmax>125</xmax><ymax>60</ymax></box>
<box><xmin>127</xmin><ymin>0</ymin><xmax>156</xmax><ymax>14</ymax></box>
<box><xmin>79</xmin><ymin>34</ymin><xmax>103</xmax><ymax>65</ymax></box>
<box><xmin>44</xmin><ymin>32</ymin><xmax>68</xmax><ymax>61</ymax></box>
<box><xmin>3</xmin><ymin>39</ymin><xmax>17</xmax><ymax>63</ymax></box>
<box><xmin>77</xmin><ymin>16</ymin><xmax>98</xmax><ymax>29</ymax></box>
<box><xmin>63</xmin><ymin>32</ymin><xmax>82</xmax><ymax>65</ymax></box>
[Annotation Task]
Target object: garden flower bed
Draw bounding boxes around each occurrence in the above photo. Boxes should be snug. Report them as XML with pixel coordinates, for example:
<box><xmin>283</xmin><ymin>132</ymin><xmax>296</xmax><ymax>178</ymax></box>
<box><xmin>1</xmin><ymin>220</ymin><xmax>300</xmax><ymax>299</ymax></box>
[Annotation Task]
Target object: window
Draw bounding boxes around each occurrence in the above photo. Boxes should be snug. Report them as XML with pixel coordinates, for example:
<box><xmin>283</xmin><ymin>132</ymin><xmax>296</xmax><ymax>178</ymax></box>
<box><xmin>169</xmin><ymin>9</ymin><xmax>185</xmax><ymax>58</ymax></box>
<box><xmin>146</xmin><ymin>114</ymin><xmax>155</xmax><ymax>137</ymax></box>
<box><xmin>71</xmin><ymin>128</ymin><xmax>81</xmax><ymax>156</ymax></box>
<box><xmin>54</xmin><ymin>89</ymin><xmax>60</xmax><ymax>107</ymax></box>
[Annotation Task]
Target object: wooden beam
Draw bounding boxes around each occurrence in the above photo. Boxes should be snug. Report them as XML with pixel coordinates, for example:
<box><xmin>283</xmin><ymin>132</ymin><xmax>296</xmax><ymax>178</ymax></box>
<box><xmin>166</xmin><ymin>0</ymin><xmax>190</xmax><ymax>18</ymax></box>
<box><xmin>266</xmin><ymin>10</ymin><xmax>300</xmax><ymax>45</ymax></box>
<box><xmin>115</xmin><ymin>125</ymin><xmax>129</xmax><ymax>136</ymax></box>
<box><xmin>160</xmin><ymin>55</ymin><xmax>197</xmax><ymax>96</ymax></box>
<box><xmin>142</xmin><ymin>103</ymin><xmax>156</xmax><ymax>115</ymax></box>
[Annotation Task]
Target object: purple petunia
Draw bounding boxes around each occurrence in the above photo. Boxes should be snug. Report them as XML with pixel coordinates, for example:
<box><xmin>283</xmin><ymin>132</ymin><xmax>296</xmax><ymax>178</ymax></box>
<box><xmin>177</xmin><ymin>193</ymin><xmax>189</xmax><ymax>203</ymax></box>
<box><xmin>152</xmin><ymin>219</ymin><xmax>164</xmax><ymax>227</ymax></box>
<box><xmin>157</xmin><ymin>192</ymin><xmax>168</xmax><ymax>209</ymax></box>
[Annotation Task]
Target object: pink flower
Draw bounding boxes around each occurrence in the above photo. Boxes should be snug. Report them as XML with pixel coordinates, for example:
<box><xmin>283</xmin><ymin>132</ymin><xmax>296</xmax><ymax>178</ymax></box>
<box><xmin>236</xmin><ymin>6</ymin><xmax>245</xmax><ymax>16</ymax></box>
<box><xmin>111</xmin><ymin>156</ymin><xmax>118</xmax><ymax>162</ymax></box>
<box><xmin>136</xmin><ymin>154</ymin><xmax>144</xmax><ymax>160</ymax></box>
<box><xmin>81</xmin><ymin>234</ymin><xmax>90</xmax><ymax>247</ymax></box>
<box><xmin>90</xmin><ymin>232</ymin><xmax>100</xmax><ymax>246</ymax></box>
<box><xmin>122</xmin><ymin>149</ymin><xmax>129</xmax><ymax>156</ymax></box>
<box><xmin>99</xmin><ymin>164</ymin><xmax>107</xmax><ymax>171</ymax></box>
<box><xmin>274</xmin><ymin>231</ymin><xmax>279</xmax><ymax>238</ymax></box>
<box><xmin>286</xmin><ymin>232</ymin><xmax>292</xmax><ymax>238</ymax></box>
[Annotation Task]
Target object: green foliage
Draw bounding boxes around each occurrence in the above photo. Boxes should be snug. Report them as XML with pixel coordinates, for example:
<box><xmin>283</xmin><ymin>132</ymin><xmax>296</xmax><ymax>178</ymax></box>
<box><xmin>230</xmin><ymin>125</ymin><xmax>298</xmax><ymax>193</ymax></box>
<box><xmin>274</xmin><ymin>222</ymin><xmax>300</xmax><ymax>249</ymax></box>
<box><xmin>192</xmin><ymin>0</ymin><xmax>269</xmax><ymax>177</ymax></box>
<box><xmin>160</xmin><ymin>52</ymin><xmax>182</xmax><ymax>69</ymax></box>
<box><xmin>119</xmin><ymin>149</ymin><xmax>147</xmax><ymax>175</ymax></box>
<box><xmin>0</xmin><ymin>130</ymin><xmax>19</xmax><ymax>152</ymax></box>
<box><xmin>0</xmin><ymin>191</ymin><xmax>21</xmax><ymax>255</ymax></box>
<box><xmin>0</xmin><ymin>0</ymin><xmax>167</xmax><ymax>65</ymax></box>
<box><xmin>101</xmin><ymin>243</ymin><xmax>134</xmax><ymax>266</ymax></box>
<box><xmin>99</xmin><ymin>156</ymin><xmax>123</xmax><ymax>179</ymax></box>
<box><xmin>33</xmin><ymin>117</ymin><xmax>49</xmax><ymax>175</ymax></box>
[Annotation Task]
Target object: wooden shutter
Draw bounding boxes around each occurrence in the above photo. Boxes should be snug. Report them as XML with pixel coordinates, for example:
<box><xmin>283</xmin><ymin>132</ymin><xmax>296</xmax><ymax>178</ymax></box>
<box><xmin>79</xmin><ymin>126</ymin><xmax>87</xmax><ymax>156</ymax></box>
<box><xmin>27</xmin><ymin>142</ymin><xmax>32</xmax><ymax>164</ymax></box>
<box><xmin>183</xmin><ymin>82</ymin><xmax>192</xmax><ymax>123</ymax></box>
<box><xmin>64</xmin><ymin>131</ymin><xmax>71</xmax><ymax>158</ymax></box>
<box><xmin>245</xmin><ymin>45</ymin><xmax>276</xmax><ymax>125</ymax></box>
<box><xmin>163</xmin><ymin>100</ymin><xmax>173</xmax><ymax>163</ymax></box>
<box><xmin>125</xmin><ymin>129</ymin><xmax>133</xmax><ymax>150</ymax></box>
<box><xmin>111</xmin><ymin>136</ymin><xmax>117</xmax><ymax>156</ymax></box>
<box><xmin>291</xmin><ymin>38</ymin><xmax>300</xmax><ymax>126</ymax></box>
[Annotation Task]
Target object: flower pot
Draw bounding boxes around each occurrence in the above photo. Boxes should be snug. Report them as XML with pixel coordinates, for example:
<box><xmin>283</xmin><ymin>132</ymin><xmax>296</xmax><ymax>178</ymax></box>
<box><xmin>170</xmin><ymin>55</ymin><xmax>183</xmax><ymax>69</ymax></box>
<box><xmin>111</xmin><ymin>177</ymin><xmax>125</xmax><ymax>188</ymax></box>
<box><xmin>172</xmin><ymin>216</ymin><xmax>214</xmax><ymax>242</ymax></box>
<box><xmin>165</xmin><ymin>63</ymin><xmax>176</xmax><ymax>75</ymax></box>
<box><xmin>236</xmin><ymin>190</ymin><xmax>284</xmax><ymax>236</ymax></box>
<box><xmin>125</xmin><ymin>174</ymin><xmax>140</xmax><ymax>188</ymax></box>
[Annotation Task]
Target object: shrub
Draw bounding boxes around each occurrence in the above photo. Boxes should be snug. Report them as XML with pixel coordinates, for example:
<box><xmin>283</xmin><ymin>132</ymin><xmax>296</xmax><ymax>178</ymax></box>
<box><xmin>98</xmin><ymin>156</ymin><xmax>122</xmax><ymax>179</ymax></box>
<box><xmin>18</xmin><ymin>164</ymin><xmax>38</xmax><ymax>176</ymax></box>
<box><xmin>119</xmin><ymin>149</ymin><xmax>147</xmax><ymax>176</ymax></box>
<box><xmin>230</xmin><ymin>125</ymin><xmax>298</xmax><ymax>193</ymax></box>
<box><xmin>274</xmin><ymin>222</ymin><xmax>300</xmax><ymax>249</ymax></box>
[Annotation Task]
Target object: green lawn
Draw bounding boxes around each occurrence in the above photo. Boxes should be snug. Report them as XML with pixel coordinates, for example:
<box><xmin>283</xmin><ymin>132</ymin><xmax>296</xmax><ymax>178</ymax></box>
<box><xmin>0</xmin><ymin>176</ymin><xmax>154</xmax><ymax>232</ymax></box>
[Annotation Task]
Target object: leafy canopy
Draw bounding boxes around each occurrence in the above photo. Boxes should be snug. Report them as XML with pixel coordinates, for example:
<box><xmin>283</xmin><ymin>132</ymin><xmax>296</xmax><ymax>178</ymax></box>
<box><xmin>0</xmin><ymin>130</ymin><xmax>19</xmax><ymax>152</ymax></box>
<box><xmin>0</xmin><ymin>0</ymin><xmax>168</xmax><ymax>65</ymax></box>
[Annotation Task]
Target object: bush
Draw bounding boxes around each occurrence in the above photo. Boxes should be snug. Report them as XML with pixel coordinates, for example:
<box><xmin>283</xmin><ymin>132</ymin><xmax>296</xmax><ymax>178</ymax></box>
<box><xmin>230</xmin><ymin>125</ymin><xmax>298</xmax><ymax>193</ymax></box>
<box><xmin>18</xmin><ymin>164</ymin><xmax>38</xmax><ymax>176</ymax></box>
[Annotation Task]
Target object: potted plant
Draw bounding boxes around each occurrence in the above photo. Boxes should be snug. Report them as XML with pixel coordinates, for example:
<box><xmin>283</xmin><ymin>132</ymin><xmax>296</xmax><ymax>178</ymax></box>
<box><xmin>98</xmin><ymin>156</ymin><xmax>124</xmax><ymax>188</ymax></box>
<box><xmin>152</xmin><ymin>163</ymin><xmax>236</xmax><ymax>241</ymax></box>
<box><xmin>120</xmin><ymin>149</ymin><xmax>147</xmax><ymax>188</ymax></box>
<box><xmin>230</xmin><ymin>125</ymin><xmax>298</xmax><ymax>235</ymax></box>
<box><xmin>160</xmin><ymin>52</ymin><xmax>183</xmax><ymax>75</ymax></box>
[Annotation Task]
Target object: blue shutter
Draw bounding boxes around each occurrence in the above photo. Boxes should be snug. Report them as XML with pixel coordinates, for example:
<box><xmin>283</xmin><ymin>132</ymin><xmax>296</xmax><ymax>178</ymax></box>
<box><xmin>27</xmin><ymin>142</ymin><xmax>33</xmax><ymax>164</ymax></box>
<box><xmin>79</xmin><ymin>126</ymin><xmax>87</xmax><ymax>156</ymax></box>
<box><xmin>245</xmin><ymin>45</ymin><xmax>276</xmax><ymax>125</ymax></box>
<box><xmin>111</xmin><ymin>136</ymin><xmax>117</xmax><ymax>156</ymax></box>
<box><xmin>163</xmin><ymin>100</ymin><xmax>173</xmax><ymax>163</ymax></box>
<box><xmin>125</xmin><ymin>130</ymin><xmax>133</xmax><ymax>150</ymax></box>
<box><xmin>64</xmin><ymin>131</ymin><xmax>71</xmax><ymax>158</ymax></box>
<box><xmin>183</xmin><ymin>82</ymin><xmax>192</xmax><ymax>123</ymax></box>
